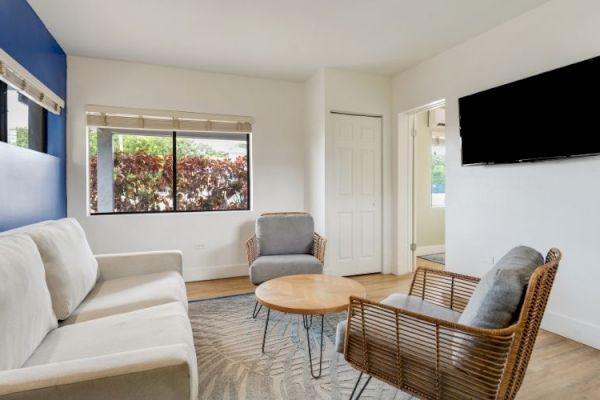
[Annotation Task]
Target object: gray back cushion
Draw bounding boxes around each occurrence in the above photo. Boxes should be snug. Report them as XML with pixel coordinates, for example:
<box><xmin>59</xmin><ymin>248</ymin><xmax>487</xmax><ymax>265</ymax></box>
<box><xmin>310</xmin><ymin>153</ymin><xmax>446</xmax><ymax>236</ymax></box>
<box><xmin>458</xmin><ymin>246</ymin><xmax>543</xmax><ymax>329</ymax></box>
<box><xmin>256</xmin><ymin>214</ymin><xmax>314</xmax><ymax>256</ymax></box>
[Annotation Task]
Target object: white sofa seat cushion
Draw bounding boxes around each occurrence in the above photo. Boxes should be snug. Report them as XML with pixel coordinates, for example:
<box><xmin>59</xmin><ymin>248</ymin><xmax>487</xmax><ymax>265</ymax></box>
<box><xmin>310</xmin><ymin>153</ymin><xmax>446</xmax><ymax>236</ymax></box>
<box><xmin>24</xmin><ymin>302</ymin><xmax>198</xmax><ymax>399</ymax></box>
<box><xmin>62</xmin><ymin>271</ymin><xmax>187</xmax><ymax>325</ymax></box>
<box><xmin>24</xmin><ymin>218</ymin><xmax>98</xmax><ymax>320</ymax></box>
<box><xmin>0</xmin><ymin>235</ymin><xmax>58</xmax><ymax>370</ymax></box>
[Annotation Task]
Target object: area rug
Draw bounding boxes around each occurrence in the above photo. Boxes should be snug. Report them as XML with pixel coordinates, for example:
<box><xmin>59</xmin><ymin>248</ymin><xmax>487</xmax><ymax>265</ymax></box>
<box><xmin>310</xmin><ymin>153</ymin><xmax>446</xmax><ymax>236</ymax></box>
<box><xmin>189</xmin><ymin>293</ymin><xmax>413</xmax><ymax>400</ymax></box>
<box><xmin>417</xmin><ymin>253</ymin><xmax>445</xmax><ymax>265</ymax></box>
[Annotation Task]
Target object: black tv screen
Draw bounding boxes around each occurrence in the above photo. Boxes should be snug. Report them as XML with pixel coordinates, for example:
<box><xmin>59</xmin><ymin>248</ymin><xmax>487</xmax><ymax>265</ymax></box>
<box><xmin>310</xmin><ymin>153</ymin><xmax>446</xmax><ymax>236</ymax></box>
<box><xmin>459</xmin><ymin>55</ymin><xmax>600</xmax><ymax>165</ymax></box>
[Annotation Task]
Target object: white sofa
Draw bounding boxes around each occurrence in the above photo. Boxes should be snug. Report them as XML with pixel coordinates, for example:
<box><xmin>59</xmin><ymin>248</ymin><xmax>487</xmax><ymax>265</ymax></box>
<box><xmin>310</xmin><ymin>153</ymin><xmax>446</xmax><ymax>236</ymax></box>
<box><xmin>0</xmin><ymin>218</ymin><xmax>198</xmax><ymax>400</ymax></box>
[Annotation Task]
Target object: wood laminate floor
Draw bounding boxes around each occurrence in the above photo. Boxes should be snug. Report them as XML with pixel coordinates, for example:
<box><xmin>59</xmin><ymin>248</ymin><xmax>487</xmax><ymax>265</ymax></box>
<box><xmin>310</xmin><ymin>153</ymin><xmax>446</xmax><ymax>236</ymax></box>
<box><xmin>186</xmin><ymin>267</ymin><xmax>600</xmax><ymax>399</ymax></box>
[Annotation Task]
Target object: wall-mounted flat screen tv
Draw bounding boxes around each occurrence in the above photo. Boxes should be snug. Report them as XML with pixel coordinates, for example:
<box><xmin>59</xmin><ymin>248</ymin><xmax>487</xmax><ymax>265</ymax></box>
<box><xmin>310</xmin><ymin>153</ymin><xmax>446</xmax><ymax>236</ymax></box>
<box><xmin>459</xmin><ymin>55</ymin><xmax>600</xmax><ymax>165</ymax></box>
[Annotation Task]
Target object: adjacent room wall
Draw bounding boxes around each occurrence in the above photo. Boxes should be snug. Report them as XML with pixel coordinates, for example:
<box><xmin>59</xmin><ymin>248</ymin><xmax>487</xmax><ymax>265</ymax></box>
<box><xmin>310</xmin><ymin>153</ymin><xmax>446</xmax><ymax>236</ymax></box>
<box><xmin>0</xmin><ymin>0</ymin><xmax>66</xmax><ymax>231</ymax></box>
<box><xmin>414</xmin><ymin>111</ymin><xmax>445</xmax><ymax>249</ymax></box>
<box><xmin>67</xmin><ymin>56</ymin><xmax>305</xmax><ymax>280</ymax></box>
<box><xmin>392</xmin><ymin>0</ymin><xmax>600</xmax><ymax>348</ymax></box>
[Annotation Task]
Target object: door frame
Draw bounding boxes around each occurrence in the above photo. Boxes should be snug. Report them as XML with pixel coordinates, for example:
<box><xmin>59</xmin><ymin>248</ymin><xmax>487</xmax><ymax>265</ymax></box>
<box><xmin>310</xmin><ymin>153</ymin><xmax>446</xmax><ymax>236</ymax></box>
<box><xmin>397</xmin><ymin>99</ymin><xmax>446</xmax><ymax>275</ymax></box>
<box><xmin>326</xmin><ymin>110</ymin><xmax>384</xmax><ymax>276</ymax></box>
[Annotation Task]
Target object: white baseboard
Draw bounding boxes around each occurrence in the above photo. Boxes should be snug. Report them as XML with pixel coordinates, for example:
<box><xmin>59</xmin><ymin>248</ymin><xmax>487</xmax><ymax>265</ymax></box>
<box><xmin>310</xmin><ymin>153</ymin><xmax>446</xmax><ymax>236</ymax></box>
<box><xmin>184</xmin><ymin>264</ymin><xmax>248</xmax><ymax>282</ymax></box>
<box><xmin>415</xmin><ymin>244</ymin><xmax>445</xmax><ymax>257</ymax></box>
<box><xmin>542</xmin><ymin>310</ymin><xmax>600</xmax><ymax>350</ymax></box>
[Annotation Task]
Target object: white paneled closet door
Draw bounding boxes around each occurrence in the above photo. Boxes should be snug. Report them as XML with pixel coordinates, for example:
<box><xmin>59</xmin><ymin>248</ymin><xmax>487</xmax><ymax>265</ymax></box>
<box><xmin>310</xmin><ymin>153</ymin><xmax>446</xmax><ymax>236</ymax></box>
<box><xmin>327</xmin><ymin>113</ymin><xmax>382</xmax><ymax>276</ymax></box>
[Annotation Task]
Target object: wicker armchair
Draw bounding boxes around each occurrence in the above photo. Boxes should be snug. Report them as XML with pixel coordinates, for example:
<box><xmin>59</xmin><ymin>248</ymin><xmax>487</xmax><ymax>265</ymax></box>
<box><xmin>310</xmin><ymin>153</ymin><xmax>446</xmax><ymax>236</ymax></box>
<box><xmin>344</xmin><ymin>248</ymin><xmax>561</xmax><ymax>400</ymax></box>
<box><xmin>245</xmin><ymin>212</ymin><xmax>326</xmax><ymax>318</ymax></box>
<box><xmin>245</xmin><ymin>212</ymin><xmax>326</xmax><ymax>266</ymax></box>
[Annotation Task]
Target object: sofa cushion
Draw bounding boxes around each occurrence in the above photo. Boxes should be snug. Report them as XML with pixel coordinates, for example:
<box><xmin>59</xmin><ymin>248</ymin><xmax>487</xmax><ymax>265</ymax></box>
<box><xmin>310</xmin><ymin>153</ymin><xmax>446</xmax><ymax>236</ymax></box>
<box><xmin>256</xmin><ymin>214</ymin><xmax>314</xmax><ymax>256</ymax></box>
<box><xmin>24</xmin><ymin>302</ymin><xmax>194</xmax><ymax>365</ymax></box>
<box><xmin>458</xmin><ymin>246</ymin><xmax>543</xmax><ymax>329</ymax></box>
<box><xmin>0</xmin><ymin>235</ymin><xmax>57</xmax><ymax>370</ymax></box>
<box><xmin>24</xmin><ymin>302</ymin><xmax>197</xmax><ymax>400</ymax></box>
<box><xmin>335</xmin><ymin>293</ymin><xmax>461</xmax><ymax>353</ymax></box>
<box><xmin>62</xmin><ymin>271</ymin><xmax>187</xmax><ymax>325</ymax></box>
<box><xmin>249</xmin><ymin>254</ymin><xmax>323</xmax><ymax>284</ymax></box>
<box><xmin>24</xmin><ymin>218</ymin><xmax>98</xmax><ymax>320</ymax></box>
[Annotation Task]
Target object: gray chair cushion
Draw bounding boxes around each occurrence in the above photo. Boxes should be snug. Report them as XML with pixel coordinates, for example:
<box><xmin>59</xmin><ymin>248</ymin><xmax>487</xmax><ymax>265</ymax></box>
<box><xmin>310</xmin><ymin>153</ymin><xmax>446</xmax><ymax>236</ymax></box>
<box><xmin>256</xmin><ymin>214</ymin><xmax>314</xmax><ymax>256</ymax></box>
<box><xmin>335</xmin><ymin>293</ymin><xmax>461</xmax><ymax>353</ymax></box>
<box><xmin>249</xmin><ymin>254</ymin><xmax>322</xmax><ymax>285</ymax></box>
<box><xmin>458</xmin><ymin>246</ymin><xmax>543</xmax><ymax>329</ymax></box>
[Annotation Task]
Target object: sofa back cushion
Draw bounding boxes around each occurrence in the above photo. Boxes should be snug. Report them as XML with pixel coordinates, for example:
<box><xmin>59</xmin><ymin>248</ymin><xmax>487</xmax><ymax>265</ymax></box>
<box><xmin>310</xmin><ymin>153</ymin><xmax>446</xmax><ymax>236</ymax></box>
<box><xmin>0</xmin><ymin>235</ymin><xmax>58</xmax><ymax>370</ymax></box>
<box><xmin>256</xmin><ymin>214</ymin><xmax>314</xmax><ymax>256</ymax></box>
<box><xmin>458</xmin><ymin>246</ymin><xmax>543</xmax><ymax>329</ymax></box>
<box><xmin>24</xmin><ymin>218</ymin><xmax>98</xmax><ymax>320</ymax></box>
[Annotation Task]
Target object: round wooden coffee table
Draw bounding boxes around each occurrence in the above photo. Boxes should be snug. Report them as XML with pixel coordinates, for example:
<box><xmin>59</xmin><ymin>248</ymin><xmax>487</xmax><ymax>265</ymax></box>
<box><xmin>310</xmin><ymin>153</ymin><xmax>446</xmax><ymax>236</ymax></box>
<box><xmin>255</xmin><ymin>274</ymin><xmax>366</xmax><ymax>378</ymax></box>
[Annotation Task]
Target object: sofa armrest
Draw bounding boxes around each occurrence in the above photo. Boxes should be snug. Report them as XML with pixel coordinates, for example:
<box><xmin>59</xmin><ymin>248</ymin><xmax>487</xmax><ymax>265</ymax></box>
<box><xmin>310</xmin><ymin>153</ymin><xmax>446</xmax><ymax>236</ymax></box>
<box><xmin>0</xmin><ymin>345</ymin><xmax>196</xmax><ymax>400</ymax></box>
<box><xmin>95</xmin><ymin>250</ymin><xmax>183</xmax><ymax>281</ymax></box>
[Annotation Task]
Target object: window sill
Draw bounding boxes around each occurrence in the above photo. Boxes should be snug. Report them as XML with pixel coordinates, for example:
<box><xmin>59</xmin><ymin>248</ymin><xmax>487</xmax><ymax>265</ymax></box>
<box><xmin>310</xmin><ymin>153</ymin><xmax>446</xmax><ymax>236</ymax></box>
<box><xmin>89</xmin><ymin>208</ymin><xmax>252</xmax><ymax>216</ymax></box>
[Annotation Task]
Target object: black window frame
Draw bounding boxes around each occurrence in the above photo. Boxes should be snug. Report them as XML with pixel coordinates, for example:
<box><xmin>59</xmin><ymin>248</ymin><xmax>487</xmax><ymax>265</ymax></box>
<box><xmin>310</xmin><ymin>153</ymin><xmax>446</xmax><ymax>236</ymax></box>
<box><xmin>89</xmin><ymin>129</ymin><xmax>251</xmax><ymax>215</ymax></box>
<box><xmin>0</xmin><ymin>81</ymin><xmax>47</xmax><ymax>153</ymax></box>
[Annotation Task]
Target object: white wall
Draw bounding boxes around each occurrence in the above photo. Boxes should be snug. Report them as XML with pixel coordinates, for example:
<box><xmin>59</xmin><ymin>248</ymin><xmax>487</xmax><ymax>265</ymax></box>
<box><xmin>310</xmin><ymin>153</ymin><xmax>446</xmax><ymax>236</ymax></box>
<box><xmin>304</xmin><ymin>69</ymin><xmax>326</xmax><ymax>234</ymax></box>
<box><xmin>392</xmin><ymin>0</ymin><xmax>600</xmax><ymax>348</ymax></box>
<box><xmin>67</xmin><ymin>56</ymin><xmax>305</xmax><ymax>281</ymax></box>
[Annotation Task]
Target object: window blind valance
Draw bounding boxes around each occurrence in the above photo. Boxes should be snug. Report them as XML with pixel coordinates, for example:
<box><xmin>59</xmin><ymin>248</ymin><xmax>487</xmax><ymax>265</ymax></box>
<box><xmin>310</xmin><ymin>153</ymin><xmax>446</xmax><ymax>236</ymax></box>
<box><xmin>0</xmin><ymin>49</ymin><xmax>65</xmax><ymax>115</ymax></box>
<box><xmin>86</xmin><ymin>105</ymin><xmax>253</xmax><ymax>134</ymax></box>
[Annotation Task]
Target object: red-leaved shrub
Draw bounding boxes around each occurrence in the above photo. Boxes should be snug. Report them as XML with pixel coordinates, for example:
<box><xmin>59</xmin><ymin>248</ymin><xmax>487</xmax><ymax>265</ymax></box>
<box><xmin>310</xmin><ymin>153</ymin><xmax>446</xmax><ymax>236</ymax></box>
<box><xmin>89</xmin><ymin>151</ymin><xmax>248</xmax><ymax>213</ymax></box>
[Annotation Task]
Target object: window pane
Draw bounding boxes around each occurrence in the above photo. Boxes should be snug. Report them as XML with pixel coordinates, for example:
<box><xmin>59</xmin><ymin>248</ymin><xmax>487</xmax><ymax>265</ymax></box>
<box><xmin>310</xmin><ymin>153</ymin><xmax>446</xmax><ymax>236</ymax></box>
<box><xmin>431</xmin><ymin>136</ymin><xmax>446</xmax><ymax>208</ymax></box>
<box><xmin>113</xmin><ymin>132</ymin><xmax>174</xmax><ymax>213</ymax></box>
<box><xmin>6</xmin><ymin>87</ymin><xmax>29</xmax><ymax>149</ymax></box>
<box><xmin>88</xmin><ymin>129</ymin><xmax>174</xmax><ymax>214</ymax></box>
<box><xmin>176</xmin><ymin>134</ymin><xmax>249</xmax><ymax>211</ymax></box>
<box><xmin>88</xmin><ymin>128</ymin><xmax>98</xmax><ymax>214</ymax></box>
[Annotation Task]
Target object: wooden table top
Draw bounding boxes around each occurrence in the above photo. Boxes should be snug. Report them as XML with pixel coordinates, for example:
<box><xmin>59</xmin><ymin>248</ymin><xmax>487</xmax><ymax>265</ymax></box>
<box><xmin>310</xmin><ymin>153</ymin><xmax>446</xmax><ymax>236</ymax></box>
<box><xmin>255</xmin><ymin>274</ymin><xmax>367</xmax><ymax>315</ymax></box>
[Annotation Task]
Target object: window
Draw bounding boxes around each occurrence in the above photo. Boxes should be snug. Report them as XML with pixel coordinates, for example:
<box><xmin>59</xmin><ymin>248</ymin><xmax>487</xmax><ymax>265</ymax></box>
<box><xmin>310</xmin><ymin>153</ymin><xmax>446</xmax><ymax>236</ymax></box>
<box><xmin>431</xmin><ymin>135</ymin><xmax>446</xmax><ymax>208</ymax></box>
<box><xmin>88</xmin><ymin>128</ymin><xmax>250</xmax><ymax>214</ymax></box>
<box><xmin>0</xmin><ymin>81</ymin><xmax>47</xmax><ymax>152</ymax></box>
<box><xmin>176</xmin><ymin>134</ymin><xmax>249</xmax><ymax>211</ymax></box>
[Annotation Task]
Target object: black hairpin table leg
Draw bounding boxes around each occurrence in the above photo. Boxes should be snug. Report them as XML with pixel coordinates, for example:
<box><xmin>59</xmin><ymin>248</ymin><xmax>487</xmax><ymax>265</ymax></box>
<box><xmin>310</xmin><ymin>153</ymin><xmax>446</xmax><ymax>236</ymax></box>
<box><xmin>303</xmin><ymin>314</ymin><xmax>324</xmax><ymax>379</ymax></box>
<box><xmin>252</xmin><ymin>301</ymin><xmax>263</xmax><ymax>319</ymax></box>
<box><xmin>261</xmin><ymin>308</ymin><xmax>271</xmax><ymax>353</ymax></box>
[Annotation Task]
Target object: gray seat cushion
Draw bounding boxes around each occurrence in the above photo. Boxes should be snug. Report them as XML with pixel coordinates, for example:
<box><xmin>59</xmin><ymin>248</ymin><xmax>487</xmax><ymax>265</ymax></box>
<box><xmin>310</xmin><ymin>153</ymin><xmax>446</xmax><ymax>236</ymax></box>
<box><xmin>335</xmin><ymin>293</ymin><xmax>461</xmax><ymax>353</ymax></box>
<box><xmin>249</xmin><ymin>254</ymin><xmax>323</xmax><ymax>285</ymax></box>
<box><xmin>458</xmin><ymin>246</ymin><xmax>543</xmax><ymax>329</ymax></box>
<box><xmin>256</xmin><ymin>214</ymin><xmax>314</xmax><ymax>256</ymax></box>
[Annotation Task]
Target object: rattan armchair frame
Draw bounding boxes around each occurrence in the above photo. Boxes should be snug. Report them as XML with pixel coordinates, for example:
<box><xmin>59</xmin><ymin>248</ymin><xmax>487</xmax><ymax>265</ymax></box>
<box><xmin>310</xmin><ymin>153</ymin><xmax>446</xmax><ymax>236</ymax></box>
<box><xmin>344</xmin><ymin>248</ymin><xmax>561</xmax><ymax>400</ymax></box>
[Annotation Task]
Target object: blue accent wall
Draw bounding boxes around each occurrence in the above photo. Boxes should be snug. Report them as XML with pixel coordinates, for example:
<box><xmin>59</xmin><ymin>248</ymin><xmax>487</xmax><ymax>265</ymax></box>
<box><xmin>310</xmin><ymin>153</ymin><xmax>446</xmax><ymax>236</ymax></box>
<box><xmin>0</xmin><ymin>0</ymin><xmax>66</xmax><ymax>231</ymax></box>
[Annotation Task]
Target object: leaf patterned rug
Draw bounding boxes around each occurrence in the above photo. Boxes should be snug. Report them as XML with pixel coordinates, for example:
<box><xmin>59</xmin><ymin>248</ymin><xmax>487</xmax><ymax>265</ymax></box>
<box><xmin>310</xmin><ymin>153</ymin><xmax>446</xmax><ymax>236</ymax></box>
<box><xmin>189</xmin><ymin>293</ymin><xmax>413</xmax><ymax>400</ymax></box>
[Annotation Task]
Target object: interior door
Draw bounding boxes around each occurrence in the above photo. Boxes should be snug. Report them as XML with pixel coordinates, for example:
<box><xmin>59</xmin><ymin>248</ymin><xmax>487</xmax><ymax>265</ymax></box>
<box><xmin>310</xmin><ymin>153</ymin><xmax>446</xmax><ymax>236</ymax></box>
<box><xmin>327</xmin><ymin>113</ymin><xmax>382</xmax><ymax>276</ymax></box>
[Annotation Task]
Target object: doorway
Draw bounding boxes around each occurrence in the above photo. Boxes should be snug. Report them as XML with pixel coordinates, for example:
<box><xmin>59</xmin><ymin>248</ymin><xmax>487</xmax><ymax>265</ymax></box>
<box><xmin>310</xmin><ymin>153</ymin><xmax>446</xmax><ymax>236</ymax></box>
<box><xmin>407</xmin><ymin>102</ymin><xmax>446</xmax><ymax>271</ymax></box>
<box><xmin>327</xmin><ymin>112</ymin><xmax>383</xmax><ymax>276</ymax></box>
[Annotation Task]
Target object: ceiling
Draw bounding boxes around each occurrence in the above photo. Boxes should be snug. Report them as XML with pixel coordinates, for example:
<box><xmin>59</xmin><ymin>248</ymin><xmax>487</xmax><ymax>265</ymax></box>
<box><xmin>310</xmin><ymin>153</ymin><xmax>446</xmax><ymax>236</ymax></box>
<box><xmin>28</xmin><ymin>0</ymin><xmax>550</xmax><ymax>81</ymax></box>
